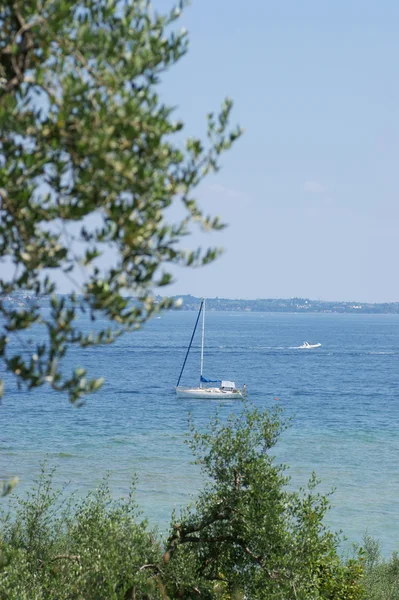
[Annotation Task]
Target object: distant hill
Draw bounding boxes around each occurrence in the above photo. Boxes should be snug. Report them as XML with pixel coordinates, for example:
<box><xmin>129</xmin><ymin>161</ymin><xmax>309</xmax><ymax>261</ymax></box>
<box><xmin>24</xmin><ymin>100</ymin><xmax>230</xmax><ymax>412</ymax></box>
<box><xmin>160</xmin><ymin>295</ymin><xmax>399</xmax><ymax>314</ymax></box>
<box><xmin>2</xmin><ymin>292</ymin><xmax>399</xmax><ymax>314</ymax></box>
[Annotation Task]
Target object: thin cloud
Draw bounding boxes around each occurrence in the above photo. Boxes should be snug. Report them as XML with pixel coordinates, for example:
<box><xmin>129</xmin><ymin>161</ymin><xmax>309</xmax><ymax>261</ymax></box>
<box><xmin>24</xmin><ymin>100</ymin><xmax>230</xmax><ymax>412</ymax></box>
<box><xmin>207</xmin><ymin>184</ymin><xmax>241</xmax><ymax>198</ymax></box>
<box><xmin>303</xmin><ymin>181</ymin><xmax>327</xmax><ymax>194</ymax></box>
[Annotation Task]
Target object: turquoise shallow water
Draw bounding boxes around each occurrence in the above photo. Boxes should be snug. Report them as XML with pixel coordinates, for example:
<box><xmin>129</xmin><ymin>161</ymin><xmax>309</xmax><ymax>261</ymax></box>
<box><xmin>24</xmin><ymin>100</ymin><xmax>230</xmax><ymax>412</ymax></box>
<box><xmin>1</xmin><ymin>311</ymin><xmax>399</xmax><ymax>554</ymax></box>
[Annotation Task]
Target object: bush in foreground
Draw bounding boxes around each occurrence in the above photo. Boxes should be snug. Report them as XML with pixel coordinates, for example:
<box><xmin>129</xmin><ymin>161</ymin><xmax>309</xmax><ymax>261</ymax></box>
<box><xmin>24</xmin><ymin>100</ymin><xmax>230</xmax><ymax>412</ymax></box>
<box><xmin>0</xmin><ymin>406</ymin><xmax>364</xmax><ymax>599</ymax></box>
<box><xmin>362</xmin><ymin>534</ymin><xmax>399</xmax><ymax>600</ymax></box>
<box><xmin>0</xmin><ymin>471</ymin><xmax>162</xmax><ymax>599</ymax></box>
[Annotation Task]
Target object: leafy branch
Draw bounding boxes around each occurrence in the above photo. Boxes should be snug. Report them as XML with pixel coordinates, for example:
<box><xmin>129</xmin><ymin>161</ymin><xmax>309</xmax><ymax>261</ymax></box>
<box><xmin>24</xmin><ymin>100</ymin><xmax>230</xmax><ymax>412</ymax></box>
<box><xmin>0</xmin><ymin>0</ymin><xmax>242</xmax><ymax>403</ymax></box>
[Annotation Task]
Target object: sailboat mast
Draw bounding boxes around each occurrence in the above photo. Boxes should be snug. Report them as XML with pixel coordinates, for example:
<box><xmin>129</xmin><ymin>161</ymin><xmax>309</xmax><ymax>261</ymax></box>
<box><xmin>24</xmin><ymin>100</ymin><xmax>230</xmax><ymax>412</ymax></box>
<box><xmin>200</xmin><ymin>298</ymin><xmax>205</xmax><ymax>387</ymax></box>
<box><xmin>176</xmin><ymin>300</ymin><xmax>203</xmax><ymax>388</ymax></box>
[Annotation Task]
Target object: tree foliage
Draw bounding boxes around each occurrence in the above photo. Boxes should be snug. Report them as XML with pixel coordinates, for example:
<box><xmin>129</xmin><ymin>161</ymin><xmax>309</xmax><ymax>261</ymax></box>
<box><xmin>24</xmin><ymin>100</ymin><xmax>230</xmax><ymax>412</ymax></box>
<box><xmin>0</xmin><ymin>468</ymin><xmax>163</xmax><ymax>599</ymax></box>
<box><xmin>0</xmin><ymin>0</ymin><xmax>241</xmax><ymax>402</ymax></box>
<box><xmin>362</xmin><ymin>534</ymin><xmax>399</xmax><ymax>600</ymax></box>
<box><xmin>0</xmin><ymin>407</ymin><xmax>365</xmax><ymax>599</ymax></box>
<box><xmin>163</xmin><ymin>405</ymin><xmax>364</xmax><ymax>599</ymax></box>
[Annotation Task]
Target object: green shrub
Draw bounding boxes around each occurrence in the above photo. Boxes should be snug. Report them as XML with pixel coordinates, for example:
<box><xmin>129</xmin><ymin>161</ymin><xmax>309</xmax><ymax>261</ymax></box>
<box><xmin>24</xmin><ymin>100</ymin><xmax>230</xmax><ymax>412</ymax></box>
<box><xmin>0</xmin><ymin>469</ymin><xmax>162</xmax><ymax>599</ymax></box>
<box><xmin>161</xmin><ymin>405</ymin><xmax>365</xmax><ymax>599</ymax></box>
<box><xmin>363</xmin><ymin>534</ymin><xmax>399</xmax><ymax>600</ymax></box>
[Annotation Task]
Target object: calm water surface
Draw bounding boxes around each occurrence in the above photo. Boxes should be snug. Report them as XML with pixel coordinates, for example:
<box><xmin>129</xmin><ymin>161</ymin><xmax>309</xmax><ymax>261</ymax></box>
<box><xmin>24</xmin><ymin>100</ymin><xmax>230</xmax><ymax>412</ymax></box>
<box><xmin>1</xmin><ymin>311</ymin><xmax>399</xmax><ymax>553</ymax></box>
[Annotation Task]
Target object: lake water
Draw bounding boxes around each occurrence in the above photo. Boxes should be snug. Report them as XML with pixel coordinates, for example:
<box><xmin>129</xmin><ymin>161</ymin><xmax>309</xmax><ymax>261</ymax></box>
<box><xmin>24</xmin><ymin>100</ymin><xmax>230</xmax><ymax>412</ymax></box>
<box><xmin>1</xmin><ymin>311</ymin><xmax>399</xmax><ymax>554</ymax></box>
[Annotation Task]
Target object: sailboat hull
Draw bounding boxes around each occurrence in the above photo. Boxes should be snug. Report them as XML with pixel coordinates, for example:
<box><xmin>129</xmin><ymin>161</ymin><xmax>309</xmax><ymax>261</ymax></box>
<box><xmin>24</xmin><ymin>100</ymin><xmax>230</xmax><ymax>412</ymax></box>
<box><xmin>176</xmin><ymin>387</ymin><xmax>243</xmax><ymax>399</ymax></box>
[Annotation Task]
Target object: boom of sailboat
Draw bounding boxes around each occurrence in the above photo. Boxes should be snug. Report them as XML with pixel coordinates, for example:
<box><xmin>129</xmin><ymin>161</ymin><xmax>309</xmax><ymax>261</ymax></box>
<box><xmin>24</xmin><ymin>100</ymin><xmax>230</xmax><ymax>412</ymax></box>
<box><xmin>175</xmin><ymin>299</ymin><xmax>246</xmax><ymax>399</ymax></box>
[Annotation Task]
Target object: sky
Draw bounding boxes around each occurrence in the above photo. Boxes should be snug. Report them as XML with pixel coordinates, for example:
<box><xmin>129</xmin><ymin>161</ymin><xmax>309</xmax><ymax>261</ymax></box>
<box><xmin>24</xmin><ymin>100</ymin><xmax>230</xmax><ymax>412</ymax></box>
<box><xmin>5</xmin><ymin>1</ymin><xmax>399</xmax><ymax>303</ymax></box>
<box><xmin>157</xmin><ymin>0</ymin><xmax>399</xmax><ymax>302</ymax></box>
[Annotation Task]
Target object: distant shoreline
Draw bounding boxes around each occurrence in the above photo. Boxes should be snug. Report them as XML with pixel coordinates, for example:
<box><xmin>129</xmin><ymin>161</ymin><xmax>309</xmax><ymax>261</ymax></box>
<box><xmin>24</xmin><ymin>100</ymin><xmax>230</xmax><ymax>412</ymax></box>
<box><xmin>163</xmin><ymin>295</ymin><xmax>399</xmax><ymax>315</ymax></box>
<box><xmin>2</xmin><ymin>293</ymin><xmax>399</xmax><ymax>314</ymax></box>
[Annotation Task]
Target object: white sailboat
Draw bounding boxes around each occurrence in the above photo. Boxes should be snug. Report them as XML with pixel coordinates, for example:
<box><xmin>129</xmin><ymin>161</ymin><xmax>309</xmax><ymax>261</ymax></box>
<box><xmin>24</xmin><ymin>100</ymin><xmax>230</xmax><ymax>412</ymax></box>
<box><xmin>175</xmin><ymin>299</ymin><xmax>245</xmax><ymax>399</ymax></box>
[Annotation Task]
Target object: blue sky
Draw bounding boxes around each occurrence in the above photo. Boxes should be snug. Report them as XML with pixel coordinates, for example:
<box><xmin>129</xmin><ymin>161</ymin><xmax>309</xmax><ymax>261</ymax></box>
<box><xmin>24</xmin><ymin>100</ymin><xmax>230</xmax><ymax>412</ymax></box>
<box><xmin>6</xmin><ymin>1</ymin><xmax>398</xmax><ymax>302</ymax></box>
<box><xmin>159</xmin><ymin>0</ymin><xmax>399</xmax><ymax>302</ymax></box>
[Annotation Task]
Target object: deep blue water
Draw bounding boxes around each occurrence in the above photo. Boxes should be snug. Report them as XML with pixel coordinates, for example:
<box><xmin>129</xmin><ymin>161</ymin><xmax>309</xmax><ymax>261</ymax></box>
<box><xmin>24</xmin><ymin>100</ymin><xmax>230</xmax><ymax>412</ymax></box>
<box><xmin>1</xmin><ymin>311</ymin><xmax>399</xmax><ymax>554</ymax></box>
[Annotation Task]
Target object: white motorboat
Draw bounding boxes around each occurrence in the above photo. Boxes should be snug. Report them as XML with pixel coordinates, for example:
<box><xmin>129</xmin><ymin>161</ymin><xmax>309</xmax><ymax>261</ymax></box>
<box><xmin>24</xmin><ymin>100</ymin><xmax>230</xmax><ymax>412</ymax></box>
<box><xmin>298</xmin><ymin>341</ymin><xmax>321</xmax><ymax>349</ymax></box>
<box><xmin>175</xmin><ymin>299</ymin><xmax>245</xmax><ymax>400</ymax></box>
